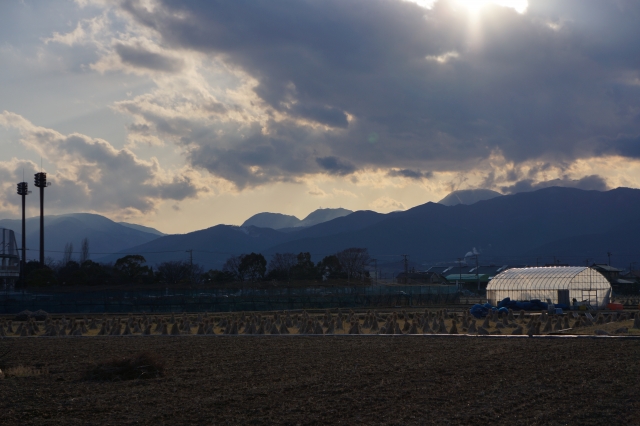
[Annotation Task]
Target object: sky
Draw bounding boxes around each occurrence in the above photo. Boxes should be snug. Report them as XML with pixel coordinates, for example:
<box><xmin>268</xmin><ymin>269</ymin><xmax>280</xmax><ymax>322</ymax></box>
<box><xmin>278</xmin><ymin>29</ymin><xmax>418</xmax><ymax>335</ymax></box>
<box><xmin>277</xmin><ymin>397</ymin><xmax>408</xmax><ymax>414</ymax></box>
<box><xmin>1</xmin><ymin>0</ymin><xmax>639</xmax><ymax>234</ymax></box>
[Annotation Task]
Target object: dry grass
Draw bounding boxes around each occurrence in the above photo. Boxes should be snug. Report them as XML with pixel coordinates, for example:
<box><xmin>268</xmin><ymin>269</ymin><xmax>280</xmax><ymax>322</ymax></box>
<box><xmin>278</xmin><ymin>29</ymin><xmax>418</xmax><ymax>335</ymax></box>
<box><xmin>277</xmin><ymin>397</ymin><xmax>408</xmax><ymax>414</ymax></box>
<box><xmin>2</xmin><ymin>310</ymin><xmax>640</xmax><ymax>338</ymax></box>
<box><xmin>570</xmin><ymin>320</ymin><xmax>640</xmax><ymax>336</ymax></box>
<box><xmin>3</xmin><ymin>365</ymin><xmax>48</xmax><ymax>378</ymax></box>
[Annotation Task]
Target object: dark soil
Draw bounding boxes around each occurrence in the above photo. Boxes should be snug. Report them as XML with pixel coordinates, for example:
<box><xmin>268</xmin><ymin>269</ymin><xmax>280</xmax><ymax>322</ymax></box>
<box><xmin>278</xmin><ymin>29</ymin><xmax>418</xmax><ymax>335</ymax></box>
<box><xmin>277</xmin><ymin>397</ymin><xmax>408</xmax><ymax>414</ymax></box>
<box><xmin>84</xmin><ymin>351</ymin><xmax>166</xmax><ymax>381</ymax></box>
<box><xmin>0</xmin><ymin>336</ymin><xmax>638</xmax><ymax>425</ymax></box>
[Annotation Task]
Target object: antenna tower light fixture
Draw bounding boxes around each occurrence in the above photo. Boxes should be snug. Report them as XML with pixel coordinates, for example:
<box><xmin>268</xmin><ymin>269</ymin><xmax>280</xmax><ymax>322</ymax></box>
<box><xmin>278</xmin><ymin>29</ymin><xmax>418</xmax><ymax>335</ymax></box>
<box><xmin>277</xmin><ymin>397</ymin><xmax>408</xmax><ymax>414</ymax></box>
<box><xmin>34</xmin><ymin>172</ymin><xmax>50</xmax><ymax>266</ymax></box>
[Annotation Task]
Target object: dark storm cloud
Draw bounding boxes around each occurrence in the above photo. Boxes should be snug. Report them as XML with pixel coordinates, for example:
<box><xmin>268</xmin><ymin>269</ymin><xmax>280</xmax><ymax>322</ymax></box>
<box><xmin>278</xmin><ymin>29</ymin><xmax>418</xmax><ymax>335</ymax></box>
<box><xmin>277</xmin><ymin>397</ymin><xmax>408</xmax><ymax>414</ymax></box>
<box><xmin>387</xmin><ymin>169</ymin><xmax>433</xmax><ymax>180</ymax></box>
<box><xmin>501</xmin><ymin>175</ymin><xmax>610</xmax><ymax>194</ymax></box>
<box><xmin>115</xmin><ymin>43</ymin><xmax>184</xmax><ymax>72</ymax></box>
<box><xmin>316</xmin><ymin>156</ymin><xmax>357</xmax><ymax>176</ymax></box>
<box><xmin>291</xmin><ymin>104</ymin><xmax>348</xmax><ymax>128</ymax></box>
<box><xmin>598</xmin><ymin>134</ymin><xmax>640</xmax><ymax>159</ymax></box>
<box><xmin>183</xmin><ymin>120</ymin><xmax>321</xmax><ymax>189</ymax></box>
<box><xmin>118</xmin><ymin>0</ymin><xmax>640</xmax><ymax>186</ymax></box>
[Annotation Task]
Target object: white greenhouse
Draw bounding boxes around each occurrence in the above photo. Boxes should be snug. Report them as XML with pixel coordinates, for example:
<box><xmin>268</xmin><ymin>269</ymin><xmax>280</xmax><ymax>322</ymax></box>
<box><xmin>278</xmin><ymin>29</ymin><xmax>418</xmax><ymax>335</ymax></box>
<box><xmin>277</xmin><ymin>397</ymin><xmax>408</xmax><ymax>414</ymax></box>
<box><xmin>486</xmin><ymin>267</ymin><xmax>612</xmax><ymax>309</ymax></box>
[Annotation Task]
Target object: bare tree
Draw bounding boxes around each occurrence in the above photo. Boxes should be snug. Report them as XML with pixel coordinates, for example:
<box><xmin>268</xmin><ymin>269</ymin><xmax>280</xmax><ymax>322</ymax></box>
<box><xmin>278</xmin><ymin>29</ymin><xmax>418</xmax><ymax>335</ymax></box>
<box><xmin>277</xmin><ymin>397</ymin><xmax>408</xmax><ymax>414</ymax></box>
<box><xmin>62</xmin><ymin>242</ymin><xmax>74</xmax><ymax>266</ymax></box>
<box><xmin>222</xmin><ymin>255</ymin><xmax>245</xmax><ymax>282</ymax></box>
<box><xmin>336</xmin><ymin>248</ymin><xmax>370</xmax><ymax>282</ymax></box>
<box><xmin>268</xmin><ymin>253</ymin><xmax>297</xmax><ymax>280</ymax></box>
<box><xmin>157</xmin><ymin>260</ymin><xmax>190</xmax><ymax>284</ymax></box>
<box><xmin>190</xmin><ymin>263</ymin><xmax>205</xmax><ymax>285</ymax></box>
<box><xmin>80</xmin><ymin>238</ymin><xmax>90</xmax><ymax>264</ymax></box>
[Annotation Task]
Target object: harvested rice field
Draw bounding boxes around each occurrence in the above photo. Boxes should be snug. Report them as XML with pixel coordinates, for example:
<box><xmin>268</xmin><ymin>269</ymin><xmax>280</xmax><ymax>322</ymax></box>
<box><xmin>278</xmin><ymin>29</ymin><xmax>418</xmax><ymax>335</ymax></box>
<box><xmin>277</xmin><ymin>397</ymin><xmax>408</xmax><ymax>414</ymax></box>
<box><xmin>0</xmin><ymin>335</ymin><xmax>639</xmax><ymax>425</ymax></box>
<box><xmin>2</xmin><ymin>308</ymin><xmax>640</xmax><ymax>337</ymax></box>
<box><xmin>1</xmin><ymin>309</ymin><xmax>640</xmax><ymax>425</ymax></box>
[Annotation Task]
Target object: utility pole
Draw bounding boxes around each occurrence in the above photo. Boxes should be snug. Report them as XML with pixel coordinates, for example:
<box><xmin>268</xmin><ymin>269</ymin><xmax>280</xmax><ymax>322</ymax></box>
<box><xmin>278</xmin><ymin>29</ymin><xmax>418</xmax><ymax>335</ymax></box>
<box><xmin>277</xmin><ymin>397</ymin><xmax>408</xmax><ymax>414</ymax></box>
<box><xmin>371</xmin><ymin>258</ymin><xmax>377</xmax><ymax>284</ymax></box>
<box><xmin>400</xmin><ymin>254</ymin><xmax>409</xmax><ymax>284</ymax></box>
<box><xmin>186</xmin><ymin>249</ymin><xmax>193</xmax><ymax>285</ymax></box>
<box><xmin>457</xmin><ymin>258</ymin><xmax>463</xmax><ymax>282</ymax></box>
<box><xmin>607</xmin><ymin>251</ymin><xmax>612</xmax><ymax>266</ymax></box>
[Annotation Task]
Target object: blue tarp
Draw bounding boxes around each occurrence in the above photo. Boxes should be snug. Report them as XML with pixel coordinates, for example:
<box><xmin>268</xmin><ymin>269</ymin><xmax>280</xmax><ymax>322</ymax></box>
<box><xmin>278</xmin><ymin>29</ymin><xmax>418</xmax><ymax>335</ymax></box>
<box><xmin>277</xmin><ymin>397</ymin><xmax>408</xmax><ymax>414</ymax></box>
<box><xmin>471</xmin><ymin>298</ymin><xmax>569</xmax><ymax>318</ymax></box>
<box><xmin>496</xmin><ymin>297</ymin><xmax>548</xmax><ymax>311</ymax></box>
<box><xmin>469</xmin><ymin>303</ymin><xmax>494</xmax><ymax>318</ymax></box>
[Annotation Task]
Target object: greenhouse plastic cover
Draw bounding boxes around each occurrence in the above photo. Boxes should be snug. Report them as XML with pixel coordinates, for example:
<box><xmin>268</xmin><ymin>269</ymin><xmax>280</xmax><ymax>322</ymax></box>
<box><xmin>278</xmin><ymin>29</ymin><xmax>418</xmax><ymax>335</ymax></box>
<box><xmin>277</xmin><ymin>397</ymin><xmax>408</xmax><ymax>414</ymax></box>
<box><xmin>486</xmin><ymin>267</ymin><xmax>611</xmax><ymax>309</ymax></box>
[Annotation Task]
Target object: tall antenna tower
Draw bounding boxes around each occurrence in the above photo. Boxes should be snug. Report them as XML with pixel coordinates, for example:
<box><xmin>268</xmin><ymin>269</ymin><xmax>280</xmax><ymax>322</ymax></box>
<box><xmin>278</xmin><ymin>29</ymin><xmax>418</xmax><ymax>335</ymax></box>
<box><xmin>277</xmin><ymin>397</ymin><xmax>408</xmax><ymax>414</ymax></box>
<box><xmin>16</xmin><ymin>181</ymin><xmax>31</xmax><ymax>279</ymax></box>
<box><xmin>34</xmin><ymin>172</ymin><xmax>50</xmax><ymax>266</ymax></box>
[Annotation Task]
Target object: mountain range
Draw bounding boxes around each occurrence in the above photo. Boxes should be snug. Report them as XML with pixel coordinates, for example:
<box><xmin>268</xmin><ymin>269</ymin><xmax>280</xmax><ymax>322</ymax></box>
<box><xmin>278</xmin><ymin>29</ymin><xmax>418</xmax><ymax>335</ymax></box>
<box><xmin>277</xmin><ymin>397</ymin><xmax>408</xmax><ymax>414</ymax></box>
<box><xmin>95</xmin><ymin>186</ymin><xmax>640</xmax><ymax>271</ymax></box>
<box><xmin>4</xmin><ymin>188</ymin><xmax>639</xmax><ymax>271</ymax></box>
<box><xmin>0</xmin><ymin>208</ymin><xmax>354</xmax><ymax>264</ymax></box>
<box><xmin>438</xmin><ymin>189</ymin><xmax>502</xmax><ymax>206</ymax></box>
<box><xmin>241</xmin><ymin>207</ymin><xmax>352</xmax><ymax>229</ymax></box>
<box><xmin>0</xmin><ymin>214</ymin><xmax>163</xmax><ymax>262</ymax></box>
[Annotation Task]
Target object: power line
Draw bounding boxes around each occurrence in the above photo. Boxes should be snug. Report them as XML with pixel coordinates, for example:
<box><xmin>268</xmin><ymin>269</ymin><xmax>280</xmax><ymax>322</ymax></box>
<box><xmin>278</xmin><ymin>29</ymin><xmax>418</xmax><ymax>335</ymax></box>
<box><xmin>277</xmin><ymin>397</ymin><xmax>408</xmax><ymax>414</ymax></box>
<box><xmin>400</xmin><ymin>254</ymin><xmax>409</xmax><ymax>283</ymax></box>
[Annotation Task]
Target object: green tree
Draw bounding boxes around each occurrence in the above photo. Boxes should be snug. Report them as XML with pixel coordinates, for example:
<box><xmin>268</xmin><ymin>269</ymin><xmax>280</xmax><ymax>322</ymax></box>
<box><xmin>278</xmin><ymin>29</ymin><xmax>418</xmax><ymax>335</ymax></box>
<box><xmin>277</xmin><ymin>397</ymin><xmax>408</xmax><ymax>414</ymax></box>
<box><xmin>26</xmin><ymin>265</ymin><xmax>57</xmax><ymax>287</ymax></box>
<box><xmin>80</xmin><ymin>260</ymin><xmax>111</xmax><ymax>286</ymax></box>
<box><xmin>239</xmin><ymin>252</ymin><xmax>267</xmax><ymax>282</ymax></box>
<box><xmin>317</xmin><ymin>254</ymin><xmax>345</xmax><ymax>280</ymax></box>
<box><xmin>58</xmin><ymin>260</ymin><xmax>81</xmax><ymax>286</ymax></box>
<box><xmin>114</xmin><ymin>255</ymin><xmax>152</xmax><ymax>284</ymax></box>
<box><xmin>291</xmin><ymin>252</ymin><xmax>317</xmax><ymax>280</ymax></box>
<box><xmin>202</xmin><ymin>269</ymin><xmax>235</xmax><ymax>283</ymax></box>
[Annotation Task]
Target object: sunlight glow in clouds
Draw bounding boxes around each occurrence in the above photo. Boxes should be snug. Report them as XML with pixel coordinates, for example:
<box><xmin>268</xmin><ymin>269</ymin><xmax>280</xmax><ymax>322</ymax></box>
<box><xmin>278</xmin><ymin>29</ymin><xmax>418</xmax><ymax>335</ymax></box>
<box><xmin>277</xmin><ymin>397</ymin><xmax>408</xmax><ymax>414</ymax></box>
<box><xmin>410</xmin><ymin>0</ymin><xmax>528</xmax><ymax>13</ymax></box>
<box><xmin>456</xmin><ymin>0</ymin><xmax>527</xmax><ymax>13</ymax></box>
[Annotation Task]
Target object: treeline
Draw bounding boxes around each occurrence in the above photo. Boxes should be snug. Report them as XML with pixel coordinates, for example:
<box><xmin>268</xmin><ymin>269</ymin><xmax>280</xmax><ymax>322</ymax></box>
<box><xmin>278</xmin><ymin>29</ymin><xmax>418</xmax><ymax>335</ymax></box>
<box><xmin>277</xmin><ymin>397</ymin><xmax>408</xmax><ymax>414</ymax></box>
<box><xmin>24</xmin><ymin>255</ymin><xmax>159</xmax><ymax>288</ymax></box>
<box><xmin>21</xmin><ymin>247</ymin><xmax>371</xmax><ymax>287</ymax></box>
<box><xmin>209</xmin><ymin>247</ymin><xmax>371</xmax><ymax>283</ymax></box>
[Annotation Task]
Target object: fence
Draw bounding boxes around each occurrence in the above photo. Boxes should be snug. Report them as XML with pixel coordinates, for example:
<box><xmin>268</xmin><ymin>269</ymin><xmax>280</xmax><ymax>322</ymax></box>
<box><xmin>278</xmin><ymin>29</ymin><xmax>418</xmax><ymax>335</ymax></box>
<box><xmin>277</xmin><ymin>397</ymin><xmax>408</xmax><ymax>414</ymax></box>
<box><xmin>0</xmin><ymin>284</ymin><xmax>460</xmax><ymax>314</ymax></box>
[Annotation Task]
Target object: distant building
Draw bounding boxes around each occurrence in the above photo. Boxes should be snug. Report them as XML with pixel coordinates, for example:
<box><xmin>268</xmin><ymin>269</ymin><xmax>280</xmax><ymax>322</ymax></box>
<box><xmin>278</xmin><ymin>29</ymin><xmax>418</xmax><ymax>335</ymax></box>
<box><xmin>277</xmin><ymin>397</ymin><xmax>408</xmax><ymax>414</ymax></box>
<box><xmin>0</xmin><ymin>228</ymin><xmax>20</xmax><ymax>289</ymax></box>
<box><xmin>439</xmin><ymin>264</ymin><xmax>526</xmax><ymax>293</ymax></box>
<box><xmin>591</xmin><ymin>264</ymin><xmax>622</xmax><ymax>280</ymax></box>
<box><xmin>395</xmin><ymin>271</ymin><xmax>447</xmax><ymax>285</ymax></box>
<box><xmin>592</xmin><ymin>264</ymin><xmax>638</xmax><ymax>294</ymax></box>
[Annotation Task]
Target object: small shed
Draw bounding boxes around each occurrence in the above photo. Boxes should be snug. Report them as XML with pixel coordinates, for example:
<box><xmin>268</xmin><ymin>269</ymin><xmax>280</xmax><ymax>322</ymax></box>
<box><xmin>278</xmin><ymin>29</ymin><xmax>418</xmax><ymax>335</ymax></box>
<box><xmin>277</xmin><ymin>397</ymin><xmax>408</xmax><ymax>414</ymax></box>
<box><xmin>486</xmin><ymin>266</ymin><xmax>612</xmax><ymax>309</ymax></box>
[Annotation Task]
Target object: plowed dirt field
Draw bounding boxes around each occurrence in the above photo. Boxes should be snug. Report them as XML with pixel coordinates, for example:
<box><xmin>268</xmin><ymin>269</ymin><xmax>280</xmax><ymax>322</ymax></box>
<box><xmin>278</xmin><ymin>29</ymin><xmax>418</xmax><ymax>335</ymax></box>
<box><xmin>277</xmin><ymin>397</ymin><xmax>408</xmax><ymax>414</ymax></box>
<box><xmin>0</xmin><ymin>336</ymin><xmax>638</xmax><ymax>425</ymax></box>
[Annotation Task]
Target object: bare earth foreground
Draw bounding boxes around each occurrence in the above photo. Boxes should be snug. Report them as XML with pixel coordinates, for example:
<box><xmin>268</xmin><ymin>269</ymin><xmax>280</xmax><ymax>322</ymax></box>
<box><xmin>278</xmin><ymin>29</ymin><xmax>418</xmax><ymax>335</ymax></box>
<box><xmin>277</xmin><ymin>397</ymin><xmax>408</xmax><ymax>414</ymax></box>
<box><xmin>1</xmin><ymin>337</ymin><xmax>639</xmax><ymax>425</ymax></box>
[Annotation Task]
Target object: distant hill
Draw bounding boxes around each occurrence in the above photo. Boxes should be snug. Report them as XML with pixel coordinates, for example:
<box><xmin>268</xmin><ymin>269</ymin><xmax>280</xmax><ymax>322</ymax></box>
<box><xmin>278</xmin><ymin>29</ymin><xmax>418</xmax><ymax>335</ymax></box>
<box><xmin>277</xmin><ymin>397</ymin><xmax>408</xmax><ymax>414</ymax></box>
<box><xmin>262</xmin><ymin>187</ymin><xmax>640</xmax><ymax>268</ymax></box>
<box><xmin>0</xmin><ymin>213</ymin><xmax>162</xmax><ymax>262</ymax></box>
<box><xmin>103</xmin><ymin>187</ymin><xmax>640</xmax><ymax>271</ymax></box>
<box><xmin>241</xmin><ymin>207</ymin><xmax>352</xmax><ymax>229</ymax></box>
<box><xmin>98</xmin><ymin>225</ymin><xmax>289</xmax><ymax>270</ymax></box>
<box><xmin>241</xmin><ymin>213</ymin><xmax>301</xmax><ymax>229</ymax></box>
<box><xmin>118</xmin><ymin>222</ymin><xmax>166</xmax><ymax>236</ymax></box>
<box><xmin>438</xmin><ymin>189</ymin><xmax>503</xmax><ymax>206</ymax></box>
<box><xmin>299</xmin><ymin>208</ymin><xmax>352</xmax><ymax>227</ymax></box>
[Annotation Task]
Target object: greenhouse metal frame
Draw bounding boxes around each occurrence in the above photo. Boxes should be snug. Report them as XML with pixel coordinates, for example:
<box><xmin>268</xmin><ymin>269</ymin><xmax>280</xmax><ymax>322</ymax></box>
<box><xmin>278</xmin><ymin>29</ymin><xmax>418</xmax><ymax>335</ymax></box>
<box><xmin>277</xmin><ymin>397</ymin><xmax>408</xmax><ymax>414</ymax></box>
<box><xmin>486</xmin><ymin>266</ymin><xmax>612</xmax><ymax>309</ymax></box>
